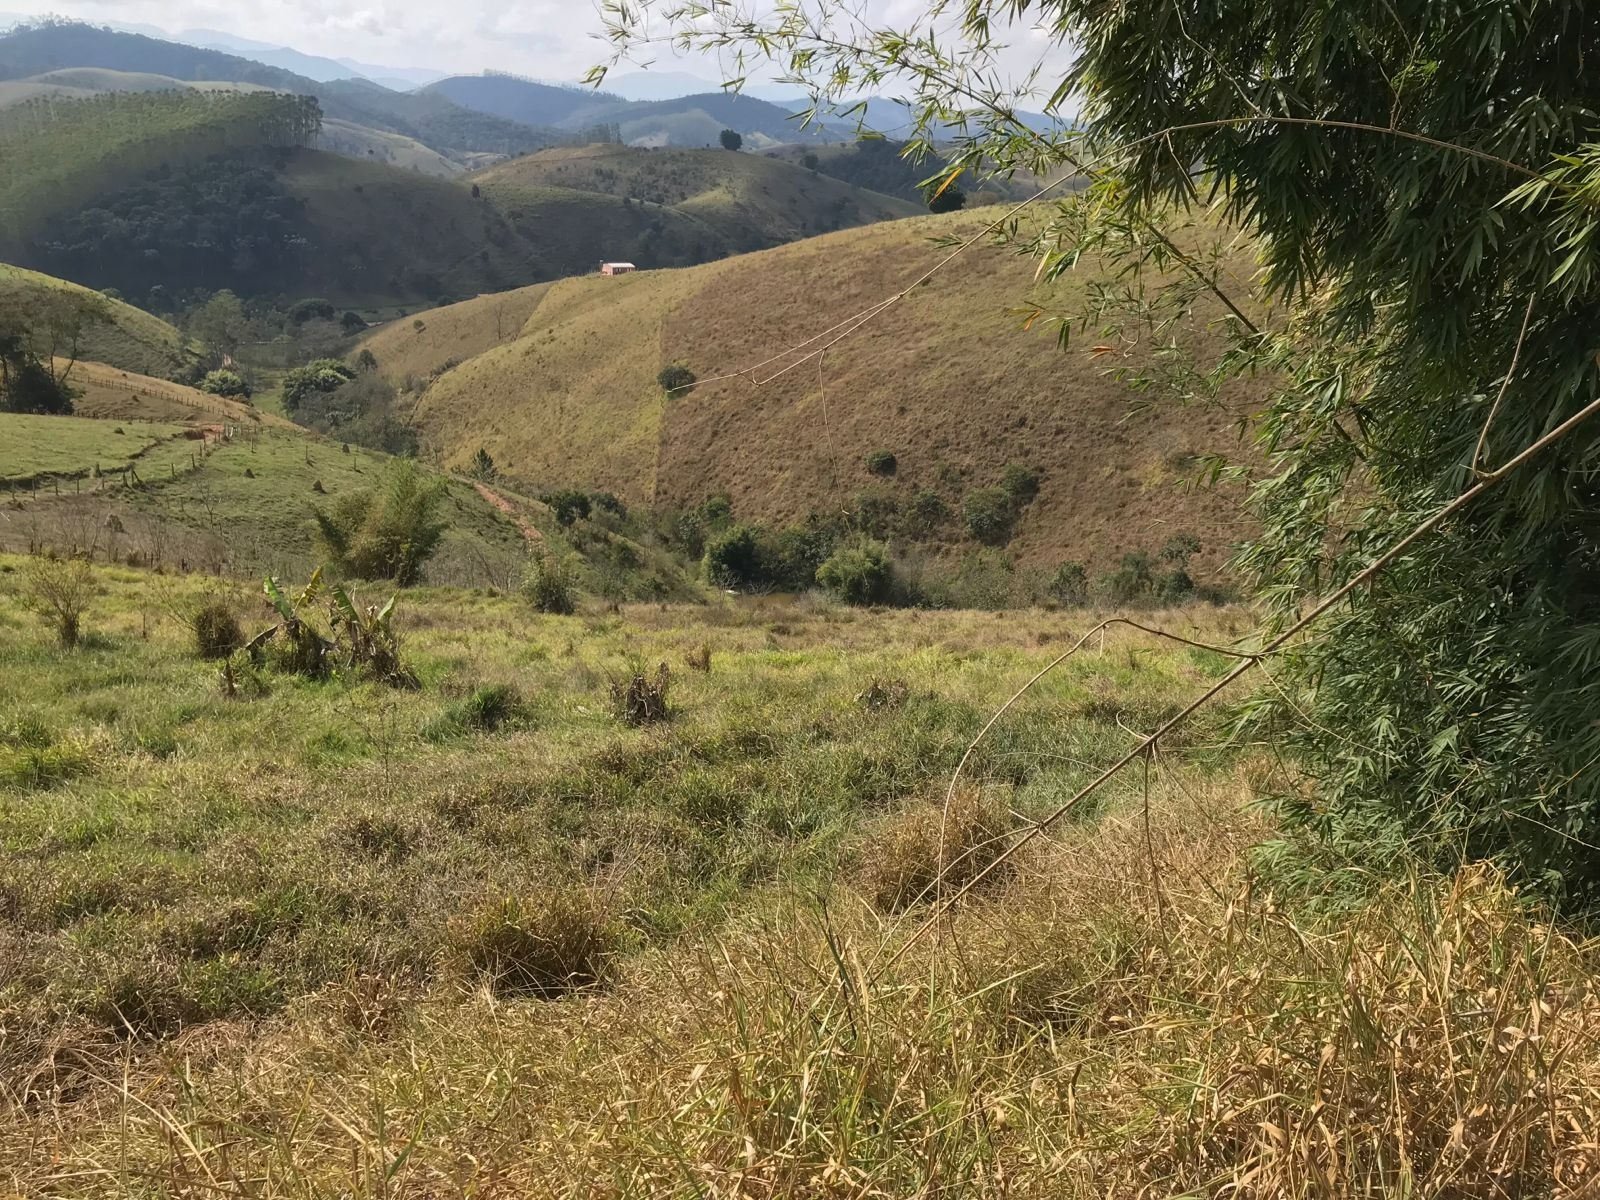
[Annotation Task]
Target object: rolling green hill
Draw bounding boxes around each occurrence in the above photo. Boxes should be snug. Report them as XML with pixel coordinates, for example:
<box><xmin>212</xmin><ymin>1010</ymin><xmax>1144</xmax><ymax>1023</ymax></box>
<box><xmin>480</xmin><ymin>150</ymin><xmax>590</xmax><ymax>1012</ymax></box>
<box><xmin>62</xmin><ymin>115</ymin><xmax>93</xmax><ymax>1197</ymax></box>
<box><xmin>18</xmin><ymin>146</ymin><xmax>541</xmax><ymax>306</ymax></box>
<box><xmin>411</xmin><ymin>207</ymin><xmax>1264</xmax><ymax>574</ymax></box>
<box><xmin>0</xmin><ymin>21</ymin><xmax>554</xmax><ymax>159</ymax></box>
<box><xmin>474</xmin><ymin>145</ymin><xmax>919</xmax><ymax>266</ymax></box>
<box><xmin>8</xmin><ymin>116</ymin><xmax>918</xmax><ymax>305</ymax></box>
<box><xmin>0</xmin><ymin>263</ymin><xmax>192</xmax><ymax>378</ymax></box>
<box><xmin>0</xmin><ymin>89</ymin><xmax>320</xmax><ymax>253</ymax></box>
<box><xmin>427</xmin><ymin>74</ymin><xmax>840</xmax><ymax>148</ymax></box>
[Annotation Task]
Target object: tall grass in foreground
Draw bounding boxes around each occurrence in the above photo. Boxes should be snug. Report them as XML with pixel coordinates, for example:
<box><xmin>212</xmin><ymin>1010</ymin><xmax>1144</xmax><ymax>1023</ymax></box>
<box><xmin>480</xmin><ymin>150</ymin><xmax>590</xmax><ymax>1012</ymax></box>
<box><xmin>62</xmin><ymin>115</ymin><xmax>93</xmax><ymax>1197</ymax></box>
<box><xmin>10</xmin><ymin>778</ymin><xmax>1596</xmax><ymax>1197</ymax></box>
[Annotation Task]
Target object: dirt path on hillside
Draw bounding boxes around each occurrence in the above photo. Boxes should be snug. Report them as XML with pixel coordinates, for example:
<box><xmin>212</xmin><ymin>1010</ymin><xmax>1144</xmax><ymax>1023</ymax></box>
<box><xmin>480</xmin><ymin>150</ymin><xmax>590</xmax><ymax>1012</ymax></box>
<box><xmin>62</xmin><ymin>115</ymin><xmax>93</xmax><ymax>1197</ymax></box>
<box><xmin>472</xmin><ymin>481</ymin><xmax>542</xmax><ymax>544</ymax></box>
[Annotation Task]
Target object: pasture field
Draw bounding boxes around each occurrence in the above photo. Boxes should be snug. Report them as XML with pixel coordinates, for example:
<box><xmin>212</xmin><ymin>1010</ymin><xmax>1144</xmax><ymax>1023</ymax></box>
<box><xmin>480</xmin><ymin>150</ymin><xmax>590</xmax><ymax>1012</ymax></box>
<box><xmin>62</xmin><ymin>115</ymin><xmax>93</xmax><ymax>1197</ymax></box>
<box><xmin>1</xmin><ymin>558</ymin><xmax>1595</xmax><ymax>1195</ymax></box>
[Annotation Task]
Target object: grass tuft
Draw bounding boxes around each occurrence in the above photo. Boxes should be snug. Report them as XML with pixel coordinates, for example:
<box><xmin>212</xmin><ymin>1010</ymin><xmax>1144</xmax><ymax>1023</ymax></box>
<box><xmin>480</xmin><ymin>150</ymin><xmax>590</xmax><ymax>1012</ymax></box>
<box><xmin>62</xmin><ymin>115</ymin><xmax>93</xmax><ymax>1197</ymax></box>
<box><xmin>451</xmin><ymin>888</ymin><xmax>618</xmax><ymax>998</ymax></box>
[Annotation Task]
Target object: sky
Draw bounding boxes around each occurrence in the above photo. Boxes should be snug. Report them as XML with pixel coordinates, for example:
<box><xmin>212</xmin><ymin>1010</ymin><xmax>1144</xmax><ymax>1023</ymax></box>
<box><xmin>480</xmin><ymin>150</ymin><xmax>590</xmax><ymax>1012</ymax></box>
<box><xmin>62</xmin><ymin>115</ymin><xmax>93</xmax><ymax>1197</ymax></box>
<box><xmin>1</xmin><ymin>0</ymin><xmax>1067</xmax><ymax>95</ymax></box>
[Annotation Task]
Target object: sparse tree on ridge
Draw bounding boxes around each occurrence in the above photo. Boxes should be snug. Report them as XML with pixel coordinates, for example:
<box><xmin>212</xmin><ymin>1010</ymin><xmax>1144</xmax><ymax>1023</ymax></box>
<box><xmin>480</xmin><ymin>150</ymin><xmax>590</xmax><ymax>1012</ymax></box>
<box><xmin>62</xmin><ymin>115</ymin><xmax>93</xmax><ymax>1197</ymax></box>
<box><xmin>719</xmin><ymin>129</ymin><xmax>743</xmax><ymax>152</ymax></box>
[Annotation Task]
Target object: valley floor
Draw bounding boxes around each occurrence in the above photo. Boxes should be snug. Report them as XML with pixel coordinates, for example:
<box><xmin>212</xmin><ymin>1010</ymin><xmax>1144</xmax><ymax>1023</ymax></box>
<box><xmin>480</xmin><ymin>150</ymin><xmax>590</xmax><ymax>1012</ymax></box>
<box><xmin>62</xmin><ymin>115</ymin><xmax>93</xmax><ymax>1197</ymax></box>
<box><xmin>0</xmin><ymin>559</ymin><xmax>1595</xmax><ymax>1195</ymax></box>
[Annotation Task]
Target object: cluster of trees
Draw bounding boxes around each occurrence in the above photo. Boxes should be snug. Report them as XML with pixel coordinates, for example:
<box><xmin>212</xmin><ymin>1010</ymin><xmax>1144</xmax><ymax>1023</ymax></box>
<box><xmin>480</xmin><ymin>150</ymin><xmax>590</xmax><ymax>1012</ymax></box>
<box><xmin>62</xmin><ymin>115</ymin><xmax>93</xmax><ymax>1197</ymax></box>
<box><xmin>0</xmin><ymin>286</ymin><xmax>109</xmax><ymax>414</ymax></box>
<box><xmin>283</xmin><ymin>353</ymin><xmax>417</xmax><ymax>456</ymax></box>
<box><xmin>31</xmin><ymin>152</ymin><xmax>310</xmax><ymax>298</ymax></box>
<box><xmin>0</xmin><ymin>91</ymin><xmax>320</xmax><ymax>252</ymax></box>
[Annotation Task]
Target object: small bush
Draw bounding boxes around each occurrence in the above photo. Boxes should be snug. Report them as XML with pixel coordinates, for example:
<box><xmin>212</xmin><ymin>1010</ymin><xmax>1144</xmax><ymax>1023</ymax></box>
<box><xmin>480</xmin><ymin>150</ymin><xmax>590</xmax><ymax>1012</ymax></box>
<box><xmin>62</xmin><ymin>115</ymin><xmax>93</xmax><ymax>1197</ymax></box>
<box><xmin>453</xmin><ymin>889</ymin><xmax>617</xmax><ymax>997</ymax></box>
<box><xmin>543</xmin><ymin>489</ymin><xmax>592</xmax><ymax>527</ymax></box>
<box><xmin>816</xmin><ymin>539</ymin><xmax>894</xmax><ymax>605</ymax></box>
<box><xmin>657</xmin><ymin>363</ymin><xmax>696</xmax><ymax>394</ymax></box>
<box><xmin>999</xmin><ymin>463</ymin><xmax>1041</xmax><ymax>505</ymax></box>
<box><xmin>1104</xmin><ymin>551</ymin><xmax>1155</xmax><ymax>605</ymax></box>
<box><xmin>865</xmin><ymin>448</ymin><xmax>898</xmax><ymax>476</ymax></box>
<box><xmin>312</xmin><ymin>460</ymin><xmax>447</xmax><ymax>585</ymax></box>
<box><xmin>1156</xmin><ymin>568</ymin><xmax>1195</xmax><ymax>603</ymax></box>
<box><xmin>192</xmin><ymin>602</ymin><xmax>243</xmax><ymax>659</ymax></box>
<box><xmin>199</xmin><ymin>369</ymin><xmax>250</xmax><ymax>399</ymax></box>
<box><xmin>1048</xmin><ymin>561</ymin><xmax>1090</xmax><ymax>605</ymax></box>
<box><xmin>703</xmin><ymin>524</ymin><xmax>766</xmax><ymax>590</ymax></box>
<box><xmin>857</xmin><ymin>786</ymin><xmax>1013</xmax><ymax>912</ymax></box>
<box><xmin>23</xmin><ymin>556</ymin><xmax>96</xmax><ymax>647</ymax></box>
<box><xmin>850</xmin><ymin>486</ymin><xmax>900</xmax><ymax>539</ymax></box>
<box><xmin>522</xmin><ymin>555</ymin><xmax>579</xmax><ymax>615</ymax></box>
<box><xmin>610</xmin><ymin>661</ymin><xmax>672</xmax><ymax>725</ymax></box>
<box><xmin>460</xmin><ymin>682</ymin><xmax>526</xmax><ymax>732</ymax></box>
<box><xmin>905</xmin><ymin>489</ymin><xmax>950</xmax><ymax>536</ymax></box>
<box><xmin>962</xmin><ymin>488</ymin><xmax>1017</xmax><ymax>546</ymax></box>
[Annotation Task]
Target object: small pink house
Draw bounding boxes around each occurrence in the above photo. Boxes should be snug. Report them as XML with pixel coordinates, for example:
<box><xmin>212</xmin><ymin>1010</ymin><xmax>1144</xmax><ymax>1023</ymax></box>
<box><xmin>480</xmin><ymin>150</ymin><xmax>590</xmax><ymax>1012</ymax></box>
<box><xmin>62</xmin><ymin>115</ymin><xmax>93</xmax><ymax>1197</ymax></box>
<box><xmin>599</xmin><ymin>262</ymin><xmax>637</xmax><ymax>276</ymax></box>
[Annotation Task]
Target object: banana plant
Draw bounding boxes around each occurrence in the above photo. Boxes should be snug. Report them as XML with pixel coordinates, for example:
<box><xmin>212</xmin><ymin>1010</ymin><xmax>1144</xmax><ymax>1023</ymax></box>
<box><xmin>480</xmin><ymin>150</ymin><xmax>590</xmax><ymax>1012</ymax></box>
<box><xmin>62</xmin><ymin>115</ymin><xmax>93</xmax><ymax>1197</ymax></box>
<box><xmin>243</xmin><ymin>567</ymin><xmax>329</xmax><ymax>659</ymax></box>
<box><xmin>328</xmin><ymin>583</ymin><xmax>416</xmax><ymax>687</ymax></box>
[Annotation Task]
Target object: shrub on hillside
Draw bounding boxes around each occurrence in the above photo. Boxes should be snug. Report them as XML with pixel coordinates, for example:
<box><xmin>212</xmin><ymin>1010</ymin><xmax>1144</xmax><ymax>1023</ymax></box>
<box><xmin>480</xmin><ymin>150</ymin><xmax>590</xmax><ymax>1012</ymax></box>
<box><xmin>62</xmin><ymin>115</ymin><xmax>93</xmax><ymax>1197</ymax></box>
<box><xmin>963</xmin><ymin>487</ymin><xmax>1017</xmax><ymax>545</ymax></box>
<box><xmin>280</xmin><ymin>359</ymin><xmax>354</xmax><ymax>412</ymax></box>
<box><xmin>816</xmin><ymin>539</ymin><xmax>894</xmax><ymax>605</ymax></box>
<box><xmin>768</xmin><ymin>519</ymin><xmax>842</xmax><ymax>591</ymax></box>
<box><xmin>851</xmin><ymin>486</ymin><xmax>900</xmax><ymax>539</ymax></box>
<box><xmin>543</xmin><ymin>489</ymin><xmax>591</xmax><ymax>528</ymax></box>
<box><xmin>703</xmin><ymin>524</ymin><xmax>769</xmax><ymax>590</ymax></box>
<box><xmin>312</xmin><ymin>461</ymin><xmax>447</xmax><ymax>585</ymax></box>
<box><xmin>22</xmin><ymin>556</ymin><xmax>96</xmax><ymax>648</ymax></box>
<box><xmin>1104</xmin><ymin>551</ymin><xmax>1155</xmax><ymax>605</ymax></box>
<box><xmin>1048</xmin><ymin>561</ymin><xmax>1090</xmax><ymax>606</ymax></box>
<box><xmin>657</xmin><ymin>363</ymin><xmax>696</xmax><ymax>394</ymax></box>
<box><xmin>905</xmin><ymin>489</ymin><xmax>950</xmax><ymax>536</ymax></box>
<box><xmin>999</xmin><ymin>463</ymin><xmax>1040</xmax><ymax>505</ymax></box>
<box><xmin>521</xmin><ymin>554</ymin><xmax>579</xmax><ymax>615</ymax></box>
<box><xmin>199</xmin><ymin>369</ymin><xmax>249</xmax><ymax>399</ymax></box>
<box><xmin>865</xmin><ymin>448</ymin><xmax>897</xmax><ymax>476</ymax></box>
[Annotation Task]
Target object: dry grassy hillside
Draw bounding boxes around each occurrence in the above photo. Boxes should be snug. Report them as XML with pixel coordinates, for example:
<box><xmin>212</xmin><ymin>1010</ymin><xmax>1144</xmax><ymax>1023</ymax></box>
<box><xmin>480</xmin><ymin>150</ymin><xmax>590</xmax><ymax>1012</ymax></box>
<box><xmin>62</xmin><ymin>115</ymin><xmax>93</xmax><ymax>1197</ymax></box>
<box><xmin>415</xmin><ymin>208</ymin><xmax>1264</xmax><ymax>573</ymax></box>
<box><xmin>359</xmin><ymin>284</ymin><xmax>552</xmax><ymax>387</ymax></box>
<box><xmin>64</xmin><ymin>360</ymin><xmax>293</xmax><ymax>428</ymax></box>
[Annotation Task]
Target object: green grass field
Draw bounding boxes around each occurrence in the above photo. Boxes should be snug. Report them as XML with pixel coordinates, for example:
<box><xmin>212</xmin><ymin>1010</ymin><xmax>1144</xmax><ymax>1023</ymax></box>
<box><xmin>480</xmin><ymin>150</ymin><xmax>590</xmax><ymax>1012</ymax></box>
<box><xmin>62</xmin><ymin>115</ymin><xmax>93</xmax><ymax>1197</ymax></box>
<box><xmin>0</xmin><ymin>555</ymin><xmax>1593</xmax><ymax>1195</ymax></box>
<box><xmin>0</xmin><ymin>423</ymin><xmax>534</xmax><ymax>584</ymax></box>
<box><xmin>0</xmin><ymin>412</ymin><xmax>189</xmax><ymax>482</ymax></box>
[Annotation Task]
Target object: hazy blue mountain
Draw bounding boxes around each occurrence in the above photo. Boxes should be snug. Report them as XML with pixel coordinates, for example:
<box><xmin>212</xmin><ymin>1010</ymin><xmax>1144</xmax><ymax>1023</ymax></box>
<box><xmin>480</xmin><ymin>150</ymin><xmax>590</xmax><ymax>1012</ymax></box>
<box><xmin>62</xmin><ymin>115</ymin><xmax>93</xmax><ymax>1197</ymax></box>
<box><xmin>336</xmin><ymin>58</ymin><xmax>447</xmax><ymax>90</ymax></box>
<box><xmin>180</xmin><ymin>28</ymin><xmax>365</xmax><ymax>82</ymax></box>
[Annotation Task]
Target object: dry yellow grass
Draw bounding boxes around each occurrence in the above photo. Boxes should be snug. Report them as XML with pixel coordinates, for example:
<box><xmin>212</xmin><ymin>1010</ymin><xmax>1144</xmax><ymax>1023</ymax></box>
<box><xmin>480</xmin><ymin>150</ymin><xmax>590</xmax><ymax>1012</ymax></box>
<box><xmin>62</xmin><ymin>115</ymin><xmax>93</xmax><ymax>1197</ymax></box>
<box><xmin>415</xmin><ymin>206</ymin><xmax>1263</xmax><ymax>573</ymax></box>
<box><xmin>8</xmin><ymin>770</ymin><xmax>1595</xmax><ymax>1197</ymax></box>
<box><xmin>62</xmin><ymin>359</ymin><xmax>296</xmax><ymax>429</ymax></box>
<box><xmin>357</xmin><ymin>283</ymin><xmax>553</xmax><ymax>387</ymax></box>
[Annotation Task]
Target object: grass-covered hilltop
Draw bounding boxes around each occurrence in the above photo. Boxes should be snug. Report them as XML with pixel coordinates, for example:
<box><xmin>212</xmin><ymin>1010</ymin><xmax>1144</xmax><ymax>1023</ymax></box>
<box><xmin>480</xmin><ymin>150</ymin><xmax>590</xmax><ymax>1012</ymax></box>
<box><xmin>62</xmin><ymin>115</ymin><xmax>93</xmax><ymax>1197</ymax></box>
<box><xmin>5</xmin><ymin>0</ymin><xmax>1600</xmax><ymax>1194</ymax></box>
